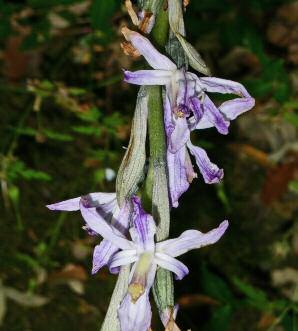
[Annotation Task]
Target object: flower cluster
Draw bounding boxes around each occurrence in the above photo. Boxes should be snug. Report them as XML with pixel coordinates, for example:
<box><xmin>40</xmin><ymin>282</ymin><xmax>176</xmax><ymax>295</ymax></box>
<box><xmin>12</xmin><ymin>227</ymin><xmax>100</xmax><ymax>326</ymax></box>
<box><xmin>47</xmin><ymin>12</ymin><xmax>254</xmax><ymax>331</ymax></box>
<box><xmin>122</xmin><ymin>27</ymin><xmax>255</xmax><ymax>207</ymax></box>
<box><xmin>47</xmin><ymin>194</ymin><xmax>228</xmax><ymax>331</ymax></box>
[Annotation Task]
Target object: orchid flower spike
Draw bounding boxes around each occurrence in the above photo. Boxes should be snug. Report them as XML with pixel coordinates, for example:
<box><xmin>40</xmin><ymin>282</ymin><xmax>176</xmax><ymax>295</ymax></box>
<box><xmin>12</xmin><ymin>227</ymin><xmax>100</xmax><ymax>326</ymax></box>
<box><xmin>48</xmin><ymin>195</ymin><xmax>228</xmax><ymax>331</ymax></box>
<box><xmin>122</xmin><ymin>27</ymin><xmax>255</xmax><ymax>207</ymax></box>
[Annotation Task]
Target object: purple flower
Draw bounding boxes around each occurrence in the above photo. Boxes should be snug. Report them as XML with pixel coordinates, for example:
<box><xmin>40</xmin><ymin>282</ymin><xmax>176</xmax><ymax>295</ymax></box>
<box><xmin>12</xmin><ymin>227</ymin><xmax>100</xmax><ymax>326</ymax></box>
<box><xmin>122</xmin><ymin>28</ymin><xmax>255</xmax><ymax>207</ymax></box>
<box><xmin>48</xmin><ymin>194</ymin><xmax>228</xmax><ymax>331</ymax></box>
<box><xmin>47</xmin><ymin>192</ymin><xmax>131</xmax><ymax>274</ymax></box>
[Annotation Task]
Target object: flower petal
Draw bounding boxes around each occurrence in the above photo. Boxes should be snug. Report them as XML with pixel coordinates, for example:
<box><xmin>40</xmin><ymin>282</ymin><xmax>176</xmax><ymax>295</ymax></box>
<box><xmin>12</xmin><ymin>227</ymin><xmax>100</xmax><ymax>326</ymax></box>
<box><xmin>202</xmin><ymin>95</ymin><xmax>229</xmax><ymax>135</ymax></box>
<box><xmin>189</xmin><ymin>96</ymin><xmax>203</xmax><ymax>123</ymax></box>
<box><xmin>118</xmin><ymin>291</ymin><xmax>152</xmax><ymax>331</ymax></box>
<box><xmin>122</xmin><ymin>27</ymin><xmax>177</xmax><ymax>71</ymax></box>
<box><xmin>109</xmin><ymin>249</ymin><xmax>138</xmax><ymax>271</ymax></box>
<box><xmin>156</xmin><ymin>220</ymin><xmax>229</xmax><ymax>257</ymax></box>
<box><xmin>124</xmin><ymin>69</ymin><xmax>172</xmax><ymax>86</ymax></box>
<box><xmin>129</xmin><ymin>197</ymin><xmax>156</xmax><ymax>252</ymax></box>
<box><xmin>168</xmin><ymin>117</ymin><xmax>190</xmax><ymax>153</ymax></box>
<box><xmin>187</xmin><ymin>141</ymin><xmax>223</xmax><ymax>184</ymax></box>
<box><xmin>46</xmin><ymin>197</ymin><xmax>81</xmax><ymax>211</ymax></box>
<box><xmin>198</xmin><ymin>77</ymin><xmax>251</xmax><ymax>97</ymax></box>
<box><xmin>110</xmin><ymin>200</ymin><xmax>131</xmax><ymax>236</ymax></box>
<box><xmin>47</xmin><ymin>192</ymin><xmax>118</xmax><ymax>213</ymax></box>
<box><xmin>193</xmin><ymin>115</ymin><xmax>214</xmax><ymax>130</ymax></box>
<box><xmin>164</xmin><ymin>91</ymin><xmax>175</xmax><ymax>138</ymax></box>
<box><xmin>198</xmin><ymin>77</ymin><xmax>255</xmax><ymax>119</ymax></box>
<box><xmin>167</xmin><ymin>146</ymin><xmax>196</xmax><ymax>208</ymax></box>
<box><xmin>219</xmin><ymin>96</ymin><xmax>255</xmax><ymax>120</ymax></box>
<box><xmin>81</xmin><ymin>192</ymin><xmax>116</xmax><ymax>208</ymax></box>
<box><xmin>154</xmin><ymin>252</ymin><xmax>189</xmax><ymax>280</ymax></box>
<box><xmin>80</xmin><ymin>202</ymin><xmax>133</xmax><ymax>250</ymax></box>
<box><xmin>92</xmin><ymin>240</ymin><xmax>119</xmax><ymax>274</ymax></box>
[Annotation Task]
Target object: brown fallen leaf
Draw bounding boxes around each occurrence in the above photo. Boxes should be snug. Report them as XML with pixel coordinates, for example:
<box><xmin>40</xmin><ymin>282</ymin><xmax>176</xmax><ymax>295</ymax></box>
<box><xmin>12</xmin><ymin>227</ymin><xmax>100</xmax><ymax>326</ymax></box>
<box><xmin>178</xmin><ymin>293</ymin><xmax>220</xmax><ymax>308</ymax></box>
<box><xmin>257</xmin><ymin>313</ymin><xmax>278</xmax><ymax>330</ymax></box>
<box><xmin>49</xmin><ymin>263</ymin><xmax>87</xmax><ymax>282</ymax></box>
<box><xmin>261</xmin><ymin>155</ymin><xmax>298</xmax><ymax>205</ymax></box>
<box><xmin>229</xmin><ymin>143</ymin><xmax>272</xmax><ymax>168</ymax></box>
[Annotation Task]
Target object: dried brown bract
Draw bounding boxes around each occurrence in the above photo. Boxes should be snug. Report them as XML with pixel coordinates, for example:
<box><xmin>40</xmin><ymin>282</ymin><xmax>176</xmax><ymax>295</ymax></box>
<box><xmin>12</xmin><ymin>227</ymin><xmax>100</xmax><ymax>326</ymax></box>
<box><xmin>120</xmin><ymin>41</ymin><xmax>141</xmax><ymax>58</ymax></box>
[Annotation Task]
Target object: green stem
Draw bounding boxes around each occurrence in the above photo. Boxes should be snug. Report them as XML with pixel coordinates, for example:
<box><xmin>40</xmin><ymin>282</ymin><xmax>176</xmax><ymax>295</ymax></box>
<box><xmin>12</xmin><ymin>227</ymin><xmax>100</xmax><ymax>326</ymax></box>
<box><xmin>142</xmin><ymin>1</ymin><xmax>175</xmax><ymax>314</ymax></box>
<box><xmin>143</xmin><ymin>1</ymin><xmax>169</xmax><ymax>237</ymax></box>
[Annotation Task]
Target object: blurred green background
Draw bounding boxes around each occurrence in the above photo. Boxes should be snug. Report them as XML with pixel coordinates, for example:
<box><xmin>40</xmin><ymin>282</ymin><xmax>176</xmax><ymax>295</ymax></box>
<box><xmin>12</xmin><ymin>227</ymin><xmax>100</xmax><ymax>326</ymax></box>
<box><xmin>0</xmin><ymin>0</ymin><xmax>298</xmax><ymax>330</ymax></box>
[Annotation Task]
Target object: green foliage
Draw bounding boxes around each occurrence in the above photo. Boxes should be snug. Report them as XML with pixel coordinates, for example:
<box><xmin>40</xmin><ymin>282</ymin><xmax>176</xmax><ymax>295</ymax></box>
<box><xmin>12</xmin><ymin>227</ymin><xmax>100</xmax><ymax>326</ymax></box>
<box><xmin>13</xmin><ymin>127</ymin><xmax>74</xmax><ymax>142</ymax></box>
<box><xmin>77</xmin><ymin>107</ymin><xmax>101</xmax><ymax>122</ymax></box>
<box><xmin>90</xmin><ymin>0</ymin><xmax>119</xmax><ymax>35</ymax></box>
<box><xmin>289</xmin><ymin>180</ymin><xmax>298</xmax><ymax>194</ymax></box>
<box><xmin>205</xmin><ymin>305</ymin><xmax>233</xmax><ymax>331</ymax></box>
<box><xmin>201</xmin><ymin>264</ymin><xmax>235</xmax><ymax>305</ymax></box>
<box><xmin>233</xmin><ymin>277</ymin><xmax>271</xmax><ymax>310</ymax></box>
<box><xmin>7</xmin><ymin>159</ymin><xmax>51</xmax><ymax>182</ymax></box>
<box><xmin>284</xmin><ymin>112</ymin><xmax>298</xmax><ymax>128</ymax></box>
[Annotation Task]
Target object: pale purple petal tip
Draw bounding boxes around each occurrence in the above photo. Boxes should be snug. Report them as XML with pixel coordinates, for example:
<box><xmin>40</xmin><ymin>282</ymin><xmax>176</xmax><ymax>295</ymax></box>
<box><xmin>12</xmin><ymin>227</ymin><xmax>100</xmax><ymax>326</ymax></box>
<box><xmin>220</xmin><ymin>96</ymin><xmax>255</xmax><ymax>120</ymax></box>
<box><xmin>187</xmin><ymin>142</ymin><xmax>223</xmax><ymax>184</ymax></box>
<box><xmin>156</xmin><ymin>220</ymin><xmax>229</xmax><ymax>258</ymax></box>
<box><xmin>46</xmin><ymin>197</ymin><xmax>81</xmax><ymax>211</ymax></box>
<box><xmin>118</xmin><ymin>292</ymin><xmax>152</xmax><ymax>331</ymax></box>
<box><xmin>154</xmin><ymin>252</ymin><xmax>189</xmax><ymax>280</ymax></box>
<box><xmin>91</xmin><ymin>240</ymin><xmax>118</xmax><ymax>275</ymax></box>
<box><xmin>123</xmin><ymin>69</ymin><xmax>171</xmax><ymax>86</ymax></box>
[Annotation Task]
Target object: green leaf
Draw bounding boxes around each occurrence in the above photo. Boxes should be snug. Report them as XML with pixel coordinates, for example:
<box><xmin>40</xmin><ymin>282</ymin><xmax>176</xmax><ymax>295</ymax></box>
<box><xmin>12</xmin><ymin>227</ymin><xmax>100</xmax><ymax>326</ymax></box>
<box><xmin>94</xmin><ymin>169</ymin><xmax>105</xmax><ymax>184</ymax></box>
<box><xmin>206</xmin><ymin>305</ymin><xmax>233</xmax><ymax>331</ymax></box>
<box><xmin>233</xmin><ymin>277</ymin><xmax>271</xmax><ymax>310</ymax></box>
<box><xmin>28</xmin><ymin>0</ymin><xmax>80</xmax><ymax>9</ymax></box>
<box><xmin>8</xmin><ymin>185</ymin><xmax>20</xmax><ymax>206</ymax></box>
<box><xmin>20</xmin><ymin>169</ymin><xmax>52</xmax><ymax>181</ymax></box>
<box><xmin>7</xmin><ymin>160</ymin><xmax>52</xmax><ymax>182</ymax></box>
<box><xmin>284</xmin><ymin>112</ymin><xmax>298</xmax><ymax>128</ymax></box>
<box><xmin>103</xmin><ymin>112</ymin><xmax>125</xmax><ymax>130</ymax></box>
<box><xmin>68</xmin><ymin>87</ymin><xmax>87</xmax><ymax>96</ymax></box>
<box><xmin>90</xmin><ymin>0</ymin><xmax>119</xmax><ymax>32</ymax></box>
<box><xmin>289</xmin><ymin>180</ymin><xmax>298</xmax><ymax>194</ymax></box>
<box><xmin>43</xmin><ymin>129</ymin><xmax>73</xmax><ymax>142</ymax></box>
<box><xmin>77</xmin><ymin>107</ymin><xmax>101</xmax><ymax>122</ymax></box>
<box><xmin>72</xmin><ymin>125</ymin><xmax>101</xmax><ymax>136</ymax></box>
<box><xmin>216</xmin><ymin>183</ymin><xmax>231</xmax><ymax>212</ymax></box>
<box><xmin>200</xmin><ymin>265</ymin><xmax>235</xmax><ymax>304</ymax></box>
<box><xmin>12</xmin><ymin>127</ymin><xmax>37</xmax><ymax>137</ymax></box>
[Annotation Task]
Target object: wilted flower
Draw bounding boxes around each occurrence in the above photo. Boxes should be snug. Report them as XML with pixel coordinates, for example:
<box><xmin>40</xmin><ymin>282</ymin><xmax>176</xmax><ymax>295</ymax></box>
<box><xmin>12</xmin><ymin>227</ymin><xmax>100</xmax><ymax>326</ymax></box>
<box><xmin>47</xmin><ymin>195</ymin><xmax>228</xmax><ymax>331</ymax></box>
<box><xmin>122</xmin><ymin>27</ymin><xmax>255</xmax><ymax>207</ymax></box>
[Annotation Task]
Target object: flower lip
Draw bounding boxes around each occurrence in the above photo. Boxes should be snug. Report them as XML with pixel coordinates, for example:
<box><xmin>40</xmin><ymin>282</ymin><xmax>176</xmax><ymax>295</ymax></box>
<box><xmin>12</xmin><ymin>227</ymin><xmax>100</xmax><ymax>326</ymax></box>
<box><xmin>176</xmin><ymin>103</ymin><xmax>191</xmax><ymax>118</ymax></box>
<box><xmin>128</xmin><ymin>252</ymin><xmax>154</xmax><ymax>302</ymax></box>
